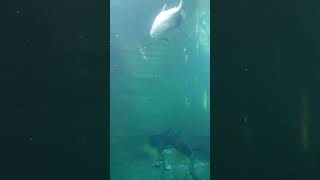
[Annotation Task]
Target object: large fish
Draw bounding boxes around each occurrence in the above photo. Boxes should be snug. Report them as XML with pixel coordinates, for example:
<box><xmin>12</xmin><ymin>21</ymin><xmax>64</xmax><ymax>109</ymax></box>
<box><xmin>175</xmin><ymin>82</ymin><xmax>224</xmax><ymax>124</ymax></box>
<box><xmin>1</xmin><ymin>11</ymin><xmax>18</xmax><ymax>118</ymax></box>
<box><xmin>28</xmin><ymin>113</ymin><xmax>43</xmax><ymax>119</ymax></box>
<box><xmin>150</xmin><ymin>0</ymin><xmax>185</xmax><ymax>40</ymax></box>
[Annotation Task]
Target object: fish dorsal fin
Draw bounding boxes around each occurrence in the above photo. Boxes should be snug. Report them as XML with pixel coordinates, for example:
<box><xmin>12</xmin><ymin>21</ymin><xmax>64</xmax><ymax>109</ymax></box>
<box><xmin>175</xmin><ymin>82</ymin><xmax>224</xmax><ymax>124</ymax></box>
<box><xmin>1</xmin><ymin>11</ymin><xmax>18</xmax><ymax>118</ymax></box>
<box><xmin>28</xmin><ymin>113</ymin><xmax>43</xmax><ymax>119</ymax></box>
<box><xmin>161</xmin><ymin>4</ymin><xmax>167</xmax><ymax>11</ymax></box>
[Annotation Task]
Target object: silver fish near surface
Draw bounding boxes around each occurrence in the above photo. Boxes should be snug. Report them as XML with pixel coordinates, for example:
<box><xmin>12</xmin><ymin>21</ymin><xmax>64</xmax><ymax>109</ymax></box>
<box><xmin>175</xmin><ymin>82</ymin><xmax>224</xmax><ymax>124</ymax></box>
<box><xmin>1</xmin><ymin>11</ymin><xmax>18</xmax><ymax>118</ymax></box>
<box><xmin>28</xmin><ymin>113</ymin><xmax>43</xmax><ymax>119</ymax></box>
<box><xmin>150</xmin><ymin>0</ymin><xmax>185</xmax><ymax>40</ymax></box>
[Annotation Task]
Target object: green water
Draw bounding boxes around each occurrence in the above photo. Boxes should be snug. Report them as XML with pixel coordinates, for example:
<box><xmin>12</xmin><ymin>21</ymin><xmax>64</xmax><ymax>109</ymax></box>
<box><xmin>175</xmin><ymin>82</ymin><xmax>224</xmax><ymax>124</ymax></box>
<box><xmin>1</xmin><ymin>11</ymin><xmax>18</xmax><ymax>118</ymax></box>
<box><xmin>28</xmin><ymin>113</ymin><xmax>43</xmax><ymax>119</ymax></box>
<box><xmin>110</xmin><ymin>0</ymin><xmax>210</xmax><ymax>179</ymax></box>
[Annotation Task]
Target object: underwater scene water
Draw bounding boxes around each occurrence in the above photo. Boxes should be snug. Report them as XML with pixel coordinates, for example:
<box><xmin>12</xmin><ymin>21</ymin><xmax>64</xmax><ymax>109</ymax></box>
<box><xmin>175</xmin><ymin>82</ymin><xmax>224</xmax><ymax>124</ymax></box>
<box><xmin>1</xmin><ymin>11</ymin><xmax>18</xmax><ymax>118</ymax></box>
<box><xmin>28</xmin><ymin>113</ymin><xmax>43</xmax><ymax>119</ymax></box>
<box><xmin>110</xmin><ymin>0</ymin><xmax>210</xmax><ymax>179</ymax></box>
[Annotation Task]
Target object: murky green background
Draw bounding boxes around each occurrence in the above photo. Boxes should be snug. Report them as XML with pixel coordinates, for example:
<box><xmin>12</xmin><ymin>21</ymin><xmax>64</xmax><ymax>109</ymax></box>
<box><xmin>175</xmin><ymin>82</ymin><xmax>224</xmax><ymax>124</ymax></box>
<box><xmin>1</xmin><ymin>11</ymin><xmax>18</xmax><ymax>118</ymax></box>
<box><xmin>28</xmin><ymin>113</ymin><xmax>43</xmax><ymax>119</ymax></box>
<box><xmin>110</xmin><ymin>0</ymin><xmax>210</xmax><ymax>179</ymax></box>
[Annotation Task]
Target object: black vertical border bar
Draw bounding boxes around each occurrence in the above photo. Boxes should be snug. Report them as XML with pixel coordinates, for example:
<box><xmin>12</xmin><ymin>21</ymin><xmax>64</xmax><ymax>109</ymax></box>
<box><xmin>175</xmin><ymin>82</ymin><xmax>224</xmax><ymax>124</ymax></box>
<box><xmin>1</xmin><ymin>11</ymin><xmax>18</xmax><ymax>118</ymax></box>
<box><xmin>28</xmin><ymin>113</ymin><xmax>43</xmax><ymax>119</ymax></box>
<box><xmin>211</xmin><ymin>0</ymin><xmax>219</xmax><ymax>178</ymax></box>
<box><xmin>2</xmin><ymin>0</ymin><xmax>110</xmax><ymax>179</ymax></box>
<box><xmin>106</xmin><ymin>0</ymin><xmax>110</xmax><ymax>178</ymax></box>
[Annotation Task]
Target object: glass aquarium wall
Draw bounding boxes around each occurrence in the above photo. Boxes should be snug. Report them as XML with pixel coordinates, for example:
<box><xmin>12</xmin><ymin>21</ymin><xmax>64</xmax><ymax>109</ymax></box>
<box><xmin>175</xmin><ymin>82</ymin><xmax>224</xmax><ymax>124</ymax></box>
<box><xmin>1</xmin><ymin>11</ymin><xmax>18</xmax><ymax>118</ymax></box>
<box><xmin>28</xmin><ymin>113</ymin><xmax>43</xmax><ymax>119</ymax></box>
<box><xmin>110</xmin><ymin>0</ymin><xmax>210</xmax><ymax>179</ymax></box>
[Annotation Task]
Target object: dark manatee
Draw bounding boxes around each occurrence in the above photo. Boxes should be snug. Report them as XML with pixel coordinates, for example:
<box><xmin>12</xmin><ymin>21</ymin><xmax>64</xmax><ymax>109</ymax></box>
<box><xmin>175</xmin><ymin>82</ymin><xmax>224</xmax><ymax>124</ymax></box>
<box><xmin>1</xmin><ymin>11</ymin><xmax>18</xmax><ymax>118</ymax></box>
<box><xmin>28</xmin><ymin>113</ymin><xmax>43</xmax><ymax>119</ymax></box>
<box><xmin>149</xmin><ymin>129</ymin><xmax>181</xmax><ymax>151</ymax></box>
<box><xmin>149</xmin><ymin>129</ymin><xmax>194</xmax><ymax>158</ymax></box>
<box><xmin>149</xmin><ymin>129</ymin><xmax>208</xmax><ymax>180</ymax></box>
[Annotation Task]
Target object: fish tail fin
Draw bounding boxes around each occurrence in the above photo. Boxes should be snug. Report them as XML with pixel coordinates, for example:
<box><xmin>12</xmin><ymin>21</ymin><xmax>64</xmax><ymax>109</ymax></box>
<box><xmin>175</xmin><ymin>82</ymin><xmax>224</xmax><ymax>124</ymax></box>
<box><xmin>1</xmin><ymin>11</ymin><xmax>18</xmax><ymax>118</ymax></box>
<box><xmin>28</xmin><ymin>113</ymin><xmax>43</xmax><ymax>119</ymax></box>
<box><xmin>161</xmin><ymin>3</ymin><xmax>167</xmax><ymax>12</ymax></box>
<box><xmin>177</xmin><ymin>0</ymin><xmax>183</xmax><ymax>10</ymax></box>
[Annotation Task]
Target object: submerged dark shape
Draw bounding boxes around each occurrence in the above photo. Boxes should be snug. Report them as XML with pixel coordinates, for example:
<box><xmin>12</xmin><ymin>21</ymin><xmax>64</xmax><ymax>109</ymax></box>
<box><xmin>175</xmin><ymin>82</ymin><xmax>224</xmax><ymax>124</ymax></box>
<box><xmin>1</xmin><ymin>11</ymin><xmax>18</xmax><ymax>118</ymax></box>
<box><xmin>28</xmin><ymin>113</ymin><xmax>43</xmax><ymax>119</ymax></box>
<box><xmin>150</xmin><ymin>129</ymin><xmax>203</xmax><ymax>179</ymax></box>
<box><xmin>150</xmin><ymin>129</ymin><xmax>179</xmax><ymax>150</ymax></box>
<box><xmin>149</xmin><ymin>129</ymin><xmax>194</xmax><ymax>158</ymax></box>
